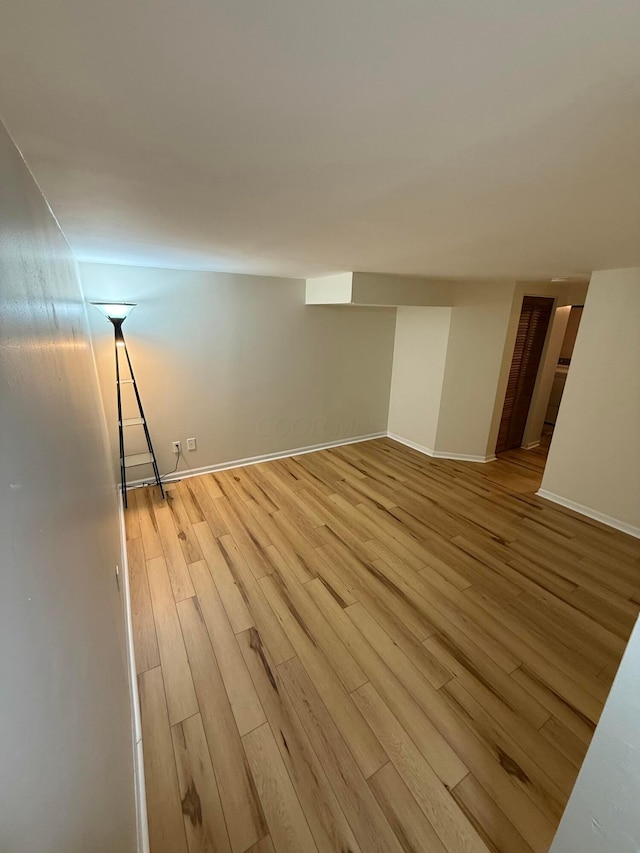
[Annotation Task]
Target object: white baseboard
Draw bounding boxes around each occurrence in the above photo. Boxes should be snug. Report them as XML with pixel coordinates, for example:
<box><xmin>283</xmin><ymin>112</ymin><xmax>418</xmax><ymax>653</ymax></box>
<box><xmin>386</xmin><ymin>432</ymin><xmax>435</xmax><ymax>457</ymax></box>
<box><xmin>128</xmin><ymin>430</ymin><xmax>500</xmax><ymax>491</ymax></box>
<box><xmin>433</xmin><ymin>450</ymin><xmax>497</xmax><ymax>464</ymax></box>
<box><xmin>117</xmin><ymin>493</ymin><xmax>150</xmax><ymax>853</ymax></box>
<box><xmin>126</xmin><ymin>431</ymin><xmax>387</xmax><ymax>488</ymax></box>
<box><xmin>387</xmin><ymin>431</ymin><xmax>495</xmax><ymax>463</ymax></box>
<box><xmin>521</xmin><ymin>441</ymin><xmax>541</xmax><ymax>450</ymax></box>
<box><xmin>536</xmin><ymin>489</ymin><xmax>640</xmax><ymax>539</ymax></box>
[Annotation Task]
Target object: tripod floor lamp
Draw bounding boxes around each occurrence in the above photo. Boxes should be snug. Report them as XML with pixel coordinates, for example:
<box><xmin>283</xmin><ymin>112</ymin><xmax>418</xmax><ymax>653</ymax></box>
<box><xmin>91</xmin><ymin>302</ymin><xmax>164</xmax><ymax>508</ymax></box>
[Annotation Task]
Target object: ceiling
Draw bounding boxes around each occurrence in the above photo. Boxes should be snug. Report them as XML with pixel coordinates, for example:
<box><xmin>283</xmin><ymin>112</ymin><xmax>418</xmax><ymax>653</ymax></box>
<box><xmin>1</xmin><ymin>0</ymin><xmax>639</xmax><ymax>280</ymax></box>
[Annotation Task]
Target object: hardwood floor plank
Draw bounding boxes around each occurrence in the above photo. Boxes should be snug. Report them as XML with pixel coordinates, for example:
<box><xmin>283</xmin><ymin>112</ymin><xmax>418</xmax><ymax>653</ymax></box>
<box><xmin>138</xmin><ymin>667</ymin><xmax>189</xmax><ymax>853</ymax></box>
<box><xmin>242</xmin><ymin>722</ymin><xmax>318</xmax><ymax>853</ymax></box>
<box><xmin>192</xmin><ymin>522</ymin><xmax>254</xmax><ymax>634</ymax></box>
<box><xmin>214</xmin><ymin>469</ymin><xmax>253</xmax><ymax>503</ymax></box>
<box><xmin>380</xmin><ymin>560</ymin><xmax>521</xmax><ymax>674</ymax></box>
<box><xmin>136</xmin><ymin>486</ymin><xmax>165</xmax><ymax>560</ymax></box>
<box><xmin>177</xmin><ymin>596</ymin><xmax>267</xmax><ymax>853</ymax></box>
<box><xmin>353</xmin><ymin>682</ymin><xmax>489</xmax><ymax>853</ymax></box>
<box><xmin>244</xmin><ymin>499</ymin><xmax>316</xmax><ymax>583</ymax></box>
<box><xmin>154</xmin><ymin>505</ymin><xmax>196</xmax><ymax>601</ymax></box>
<box><xmin>510</xmin><ymin>666</ymin><xmax>595</xmax><ymax>745</ymax></box>
<box><xmin>218</xmin><ymin>534</ymin><xmax>295</xmax><ymax>664</ymax></box>
<box><xmin>569</xmin><ymin>586</ymin><xmax>638</xmax><ymax>640</ymax></box>
<box><xmin>146</xmin><ymin>556</ymin><xmax>198</xmax><ymax>725</ymax></box>
<box><xmin>465</xmin><ymin>586</ymin><xmax>607</xmax><ymax>716</ymax></box>
<box><xmin>308</xmin><ymin>577</ymin><xmax>468</xmax><ymax>790</ymax></box>
<box><xmin>188</xmin><ymin>475</ymin><xmax>228</xmax><ymax>536</ymax></box>
<box><xmin>240</xmin><ymin>467</ymin><xmax>282</xmax><ymax>511</ymax></box>
<box><xmin>424</xmin><ymin>633</ymin><xmax>550</xmax><ymax>731</ymax></box>
<box><xmin>278</xmin><ymin>656</ymin><xmax>405</xmax><ymax>853</ymax></box>
<box><xmin>166</xmin><ymin>487</ymin><xmax>204</xmax><ymax>565</ymax></box>
<box><xmin>336</xmin><ymin>544</ymin><xmax>438</xmax><ymax>641</ymax></box>
<box><xmin>265</xmin><ymin>545</ymin><xmax>367</xmax><ymax>692</ymax></box>
<box><xmin>188</xmin><ymin>559</ymin><xmax>266</xmax><ymax>736</ymax></box>
<box><xmin>539</xmin><ymin>716</ymin><xmax>589</xmax><ymax>770</ymax></box>
<box><xmin>212</xmin><ymin>495</ymin><xmax>274</xmax><ymax>579</ymax></box>
<box><xmin>451</xmin><ymin>774</ymin><xmax>534</xmax><ymax>853</ymax></box>
<box><xmin>368</xmin><ymin>762</ymin><xmax>448</xmax><ymax>853</ymax></box>
<box><xmin>260</xmin><ymin>573</ymin><xmax>387</xmax><ymax>779</ymax></box>
<box><xmin>441</xmin><ymin>679</ymin><xmax>572</xmax><ymax>820</ymax></box>
<box><xmin>172</xmin><ymin>713</ymin><xmax>232</xmax><ymax>853</ymax></box>
<box><xmin>226</xmin><ymin>496</ymin><xmax>273</xmax><ymax>551</ymax></box>
<box><xmin>176</xmin><ymin>479</ymin><xmax>206</xmax><ymax>525</ymax></box>
<box><xmin>237</xmin><ymin>627</ymin><xmax>362</xmax><ymax>853</ymax></box>
<box><xmin>245</xmin><ymin>839</ymin><xmax>275</xmax><ymax>853</ymax></box>
<box><xmin>128</xmin><ymin>537</ymin><xmax>160</xmax><ymax>674</ymax></box>
<box><xmin>304</xmin><ymin>544</ymin><xmax>359</xmax><ymax>607</ymax></box>
<box><xmin>125</xmin><ymin>494</ymin><xmax>141</xmax><ymax>539</ymax></box>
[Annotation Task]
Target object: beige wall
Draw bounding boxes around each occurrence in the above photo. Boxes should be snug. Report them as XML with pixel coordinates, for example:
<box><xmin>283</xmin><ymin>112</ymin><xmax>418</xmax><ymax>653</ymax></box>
<box><xmin>541</xmin><ymin>269</ymin><xmax>640</xmax><ymax>533</ymax></box>
<box><xmin>351</xmin><ymin>273</ymin><xmax>453</xmax><ymax>307</ymax></box>
<box><xmin>0</xmin><ymin>124</ymin><xmax>136</xmax><ymax>850</ymax></box>
<box><xmin>388</xmin><ymin>307</ymin><xmax>452</xmax><ymax>451</ymax></box>
<box><xmin>80</xmin><ymin>262</ymin><xmax>397</xmax><ymax>480</ymax></box>
<box><xmin>435</xmin><ymin>281</ymin><xmax>517</xmax><ymax>459</ymax></box>
<box><xmin>522</xmin><ymin>305</ymin><xmax>571</xmax><ymax>447</ymax></box>
<box><xmin>560</xmin><ymin>305</ymin><xmax>584</xmax><ymax>361</ymax></box>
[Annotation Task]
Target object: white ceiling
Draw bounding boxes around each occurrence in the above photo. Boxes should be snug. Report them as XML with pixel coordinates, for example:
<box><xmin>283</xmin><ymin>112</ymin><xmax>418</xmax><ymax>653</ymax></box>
<box><xmin>1</xmin><ymin>0</ymin><xmax>639</xmax><ymax>279</ymax></box>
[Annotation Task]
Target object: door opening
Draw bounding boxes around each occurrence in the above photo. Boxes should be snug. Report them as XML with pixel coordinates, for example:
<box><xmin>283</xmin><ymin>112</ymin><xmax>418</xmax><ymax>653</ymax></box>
<box><xmin>544</xmin><ymin>305</ymin><xmax>583</xmax><ymax>427</ymax></box>
<box><xmin>496</xmin><ymin>296</ymin><xmax>554</xmax><ymax>454</ymax></box>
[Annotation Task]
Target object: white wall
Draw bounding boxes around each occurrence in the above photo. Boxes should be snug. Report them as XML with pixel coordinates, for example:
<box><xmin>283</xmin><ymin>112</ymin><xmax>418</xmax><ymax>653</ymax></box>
<box><xmin>388</xmin><ymin>308</ymin><xmax>452</xmax><ymax>452</ymax></box>
<box><xmin>80</xmin><ymin>262</ymin><xmax>397</xmax><ymax>480</ymax></box>
<box><xmin>435</xmin><ymin>281</ymin><xmax>518</xmax><ymax>459</ymax></box>
<box><xmin>550</xmin><ymin>616</ymin><xmax>640</xmax><ymax>853</ymax></box>
<box><xmin>521</xmin><ymin>305</ymin><xmax>571</xmax><ymax>448</ymax></box>
<box><xmin>0</xmin><ymin>124</ymin><xmax>136</xmax><ymax>850</ymax></box>
<box><xmin>540</xmin><ymin>269</ymin><xmax>640</xmax><ymax>534</ymax></box>
<box><xmin>306</xmin><ymin>272</ymin><xmax>353</xmax><ymax>304</ymax></box>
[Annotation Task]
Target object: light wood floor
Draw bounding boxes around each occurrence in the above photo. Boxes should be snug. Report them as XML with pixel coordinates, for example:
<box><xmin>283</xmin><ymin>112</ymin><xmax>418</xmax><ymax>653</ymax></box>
<box><xmin>125</xmin><ymin>437</ymin><xmax>640</xmax><ymax>853</ymax></box>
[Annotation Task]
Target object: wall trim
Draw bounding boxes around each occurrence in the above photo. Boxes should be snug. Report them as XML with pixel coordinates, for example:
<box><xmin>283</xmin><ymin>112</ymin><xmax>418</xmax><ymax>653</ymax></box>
<box><xmin>536</xmin><ymin>489</ymin><xmax>640</xmax><ymax>539</ymax></box>
<box><xmin>521</xmin><ymin>441</ymin><xmax>541</xmax><ymax>450</ymax></box>
<box><xmin>117</xmin><ymin>494</ymin><xmax>150</xmax><ymax>853</ymax></box>
<box><xmin>127</xmin><ymin>431</ymin><xmax>387</xmax><ymax>489</ymax></box>
<box><xmin>387</xmin><ymin>431</ymin><xmax>496</xmax><ymax>463</ymax></box>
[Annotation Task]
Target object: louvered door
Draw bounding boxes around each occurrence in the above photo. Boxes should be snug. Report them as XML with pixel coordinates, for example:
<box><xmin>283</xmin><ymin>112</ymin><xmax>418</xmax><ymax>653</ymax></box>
<box><xmin>496</xmin><ymin>296</ymin><xmax>554</xmax><ymax>454</ymax></box>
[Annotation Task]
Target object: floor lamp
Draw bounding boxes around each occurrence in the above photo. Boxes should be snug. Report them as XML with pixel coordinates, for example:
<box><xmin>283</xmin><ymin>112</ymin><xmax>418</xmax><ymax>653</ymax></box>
<box><xmin>90</xmin><ymin>302</ymin><xmax>165</xmax><ymax>508</ymax></box>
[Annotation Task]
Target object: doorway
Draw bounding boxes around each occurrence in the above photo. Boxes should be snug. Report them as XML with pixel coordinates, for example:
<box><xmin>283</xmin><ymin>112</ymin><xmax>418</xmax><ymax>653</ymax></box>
<box><xmin>496</xmin><ymin>296</ymin><xmax>554</xmax><ymax>454</ymax></box>
<box><xmin>544</xmin><ymin>305</ymin><xmax>583</xmax><ymax>426</ymax></box>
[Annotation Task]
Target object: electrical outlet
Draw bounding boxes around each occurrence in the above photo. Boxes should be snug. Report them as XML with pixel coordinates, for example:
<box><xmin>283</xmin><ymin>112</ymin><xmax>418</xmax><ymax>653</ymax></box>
<box><xmin>186</xmin><ymin>437</ymin><xmax>197</xmax><ymax>451</ymax></box>
<box><xmin>172</xmin><ymin>440</ymin><xmax>182</xmax><ymax>454</ymax></box>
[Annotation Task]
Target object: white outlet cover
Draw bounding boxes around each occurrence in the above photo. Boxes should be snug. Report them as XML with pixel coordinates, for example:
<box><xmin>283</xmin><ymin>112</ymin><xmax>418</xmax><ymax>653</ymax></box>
<box><xmin>187</xmin><ymin>437</ymin><xmax>197</xmax><ymax>451</ymax></box>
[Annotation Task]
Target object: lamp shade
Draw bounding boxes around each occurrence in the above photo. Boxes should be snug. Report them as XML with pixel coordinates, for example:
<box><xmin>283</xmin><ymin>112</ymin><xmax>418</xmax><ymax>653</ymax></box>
<box><xmin>90</xmin><ymin>302</ymin><xmax>136</xmax><ymax>320</ymax></box>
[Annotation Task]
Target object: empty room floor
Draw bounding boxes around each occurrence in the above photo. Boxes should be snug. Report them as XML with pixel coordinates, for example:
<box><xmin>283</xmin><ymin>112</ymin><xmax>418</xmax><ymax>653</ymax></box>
<box><xmin>125</xmin><ymin>437</ymin><xmax>640</xmax><ymax>853</ymax></box>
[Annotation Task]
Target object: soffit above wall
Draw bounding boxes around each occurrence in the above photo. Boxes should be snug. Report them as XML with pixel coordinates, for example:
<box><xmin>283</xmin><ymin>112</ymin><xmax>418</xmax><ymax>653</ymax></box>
<box><xmin>306</xmin><ymin>272</ymin><xmax>457</xmax><ymax>306</ymax></box>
